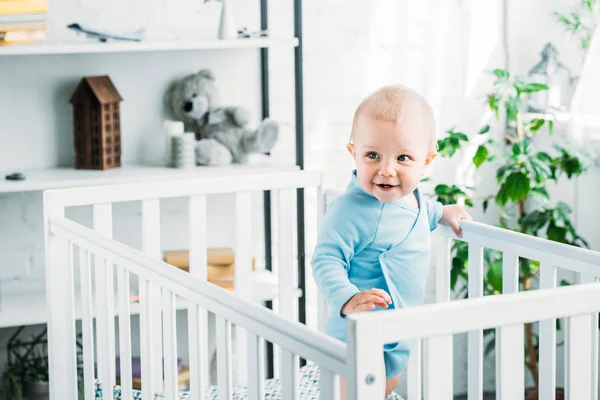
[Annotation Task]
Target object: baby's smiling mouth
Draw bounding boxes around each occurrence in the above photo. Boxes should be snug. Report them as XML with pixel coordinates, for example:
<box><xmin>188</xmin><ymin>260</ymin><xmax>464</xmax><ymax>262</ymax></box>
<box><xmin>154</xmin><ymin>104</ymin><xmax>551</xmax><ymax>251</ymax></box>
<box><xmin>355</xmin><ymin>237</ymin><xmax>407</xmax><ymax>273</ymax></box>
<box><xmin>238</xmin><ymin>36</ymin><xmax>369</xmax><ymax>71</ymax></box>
<box><xmin>375</xmin><ymin>183</ymin><xmax>398</xmax><ymax>190</ymax></box>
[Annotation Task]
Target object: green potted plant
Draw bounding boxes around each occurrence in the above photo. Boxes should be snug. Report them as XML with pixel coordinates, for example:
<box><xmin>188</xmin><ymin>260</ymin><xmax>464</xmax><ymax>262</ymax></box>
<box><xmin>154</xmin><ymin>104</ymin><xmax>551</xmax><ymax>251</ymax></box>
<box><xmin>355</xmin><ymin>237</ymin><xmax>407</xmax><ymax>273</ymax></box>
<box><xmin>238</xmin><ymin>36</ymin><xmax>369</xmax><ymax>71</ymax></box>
<box><xmin>432</xmin><ymin>67</ymin><xmax>593</xmax><ymax>399</ymax></box>
<box><xmin>0</xmin><ymin>349</ymin><xmax>49</xmax><ymax>400</ymax></box>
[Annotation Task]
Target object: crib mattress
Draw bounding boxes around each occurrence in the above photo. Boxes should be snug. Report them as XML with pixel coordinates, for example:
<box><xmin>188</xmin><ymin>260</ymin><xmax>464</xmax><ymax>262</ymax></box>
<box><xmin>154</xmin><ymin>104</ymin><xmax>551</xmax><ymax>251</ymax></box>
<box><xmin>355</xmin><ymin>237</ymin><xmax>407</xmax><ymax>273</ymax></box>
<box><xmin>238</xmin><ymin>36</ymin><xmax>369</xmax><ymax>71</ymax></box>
<box><xmin>96</xmin><ymin>363</ymin><xmax>403</xmax><ymax>399</ymax></box>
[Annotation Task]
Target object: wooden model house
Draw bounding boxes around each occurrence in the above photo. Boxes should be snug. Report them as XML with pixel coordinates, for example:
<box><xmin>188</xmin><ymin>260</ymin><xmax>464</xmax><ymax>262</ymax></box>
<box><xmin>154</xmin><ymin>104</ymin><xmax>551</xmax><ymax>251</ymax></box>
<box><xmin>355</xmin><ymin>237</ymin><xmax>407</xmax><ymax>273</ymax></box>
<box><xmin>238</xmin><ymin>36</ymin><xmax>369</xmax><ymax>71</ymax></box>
<box><xmin>69</xmin><ymin>75</ymin><xmax>123</xmax><ymax>170</ymax></box>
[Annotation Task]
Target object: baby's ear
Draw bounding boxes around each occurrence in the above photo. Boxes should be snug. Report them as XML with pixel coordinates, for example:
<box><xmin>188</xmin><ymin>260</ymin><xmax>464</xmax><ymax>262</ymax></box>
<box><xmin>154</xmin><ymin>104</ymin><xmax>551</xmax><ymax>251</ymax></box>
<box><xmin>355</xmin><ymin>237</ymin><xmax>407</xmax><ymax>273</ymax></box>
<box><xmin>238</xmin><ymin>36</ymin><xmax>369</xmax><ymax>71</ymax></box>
<box><xmin>346</xmin><ymin>143</ymin><xmax>356</xmax><ymax>157</ymax></box>
<box><xmin>424</xmin><ymin>151</ymin><xmax>437</xmax><ymax>166</ymax></box>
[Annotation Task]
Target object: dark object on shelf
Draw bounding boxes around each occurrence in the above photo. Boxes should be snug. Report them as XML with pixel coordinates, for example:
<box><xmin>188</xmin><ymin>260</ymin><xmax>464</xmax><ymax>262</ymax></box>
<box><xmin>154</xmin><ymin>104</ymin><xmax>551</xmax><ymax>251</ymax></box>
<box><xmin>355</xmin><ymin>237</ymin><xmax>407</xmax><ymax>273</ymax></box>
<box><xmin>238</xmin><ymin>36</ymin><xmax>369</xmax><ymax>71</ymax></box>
<box><xmin>5</xmin><ymin>172</ymin><xmax>25</xmax><ymax>181</ymax></box>
<box><xmin>237</xmin><ymin>27</ymin><xmax>268</xmax><ymax>38</ymax></box>
<box><xmin>69</xmin><ymin>75</ymin><xmax>123</xmax><ymax>170</ymax></box>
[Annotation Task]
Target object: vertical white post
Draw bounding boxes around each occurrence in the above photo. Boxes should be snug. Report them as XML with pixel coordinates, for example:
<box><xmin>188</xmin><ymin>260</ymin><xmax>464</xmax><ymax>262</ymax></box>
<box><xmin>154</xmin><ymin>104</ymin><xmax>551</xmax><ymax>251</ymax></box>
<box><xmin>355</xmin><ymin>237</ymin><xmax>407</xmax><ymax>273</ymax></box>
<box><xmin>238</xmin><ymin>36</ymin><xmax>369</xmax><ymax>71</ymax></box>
<box><xmin>281</xmin><ymin>351</ymin><xmax>299</xmax><ymax>400</ymax></box>
<box><xmin>496</xmin><ymin>252</ymin><xmax>524</xmax><ymax>400</ymax></box>
<box><xmin>216</xmin><ymin>315</ymin><xmax>233</xmax><ymax>399</ymax></box>
<box><xmin>424</xmin><ymin>236</ymin><xmax>453</xmax><ymax>400</ymax></box>
<box><xmin>316</xmin><ymin>186</ymin><xmax>329</xmax><ymax>332</ymax></box>
<box><xmin>468</xmin><ymin>243</ymin><xmax>483</xmax><ymax>400</ymax></box>
<box><xmin>277</xmin><ymin>188</ymin><xmax>297</xmax><ymax>390</ymax></box>
<box><xmin>93</xmin><ymin>203</ymin><xmax>116</xmax><ymax>395</ymax></box>
<box><xmin>44</xmin><ymin>199</ymin><xmax>78</xmax><ymax>400</ymax></box>
<box><xmin>568</xmin><ymin>313</ymin><xmax>593</xmax><ymax>400</ymax></box>
<box><xmin>188</xmin><ymin>194</ymin><xmax>209</xmax><ymax>398</ymax></box>
<box><xmin>117</xmin><ymin>265</ymin><xmax>133</xmax><ymax>400</ymax></box>
<box><xmin>139</xmin><ymin>278</ymin><xmax>156</xmax><ymax>399</ymax></box>
<box><xmin>79</xmin><ymin>247</ymin><xmax>96</xmax><ymax>399</ymax></box>
<box><xmin>277</xmin><ymin>188</ymin><xmax>297</xmax><ymax>319</ymax></box>
<box><xmin>320</xmin><ymin>369</ymin><xmax>340</xmax><ymax>400</ymax></box>
<box><xmin>247</xmin><ymin>332</ymin><xmax>265</xmax><ymax>400</ymax></box>
<box><xmin>576</xmin><ymin>273</ymin><xmax>598</xmax><ymax>400</ymax></box>
<box><xmin>539</xmin><ymin>262</ymin><xmax>557</xmax><ymax>400</ymax></box>
<box><xmin>235</xmin><ymin>191</ymin><xmax>253</xmax><ymax>384</ymax></box>
<box><xmin>141</xmin><ymin>199</ymin><xmax>163</xmax><ymax>390</ymax></box>
<box><xmin>346</xmin><ymin>316</ymin><xmax>386</xmax><ymax>400</ymax></box>
<box><xmin>162</xmin><ymin>290</ymin><xmax>178</xmax><ymax>399</ymax></box>
<box><xmin>408</xmin><ymin>339</ymin><xmax>422</xmax><ymax>400</ymax></box>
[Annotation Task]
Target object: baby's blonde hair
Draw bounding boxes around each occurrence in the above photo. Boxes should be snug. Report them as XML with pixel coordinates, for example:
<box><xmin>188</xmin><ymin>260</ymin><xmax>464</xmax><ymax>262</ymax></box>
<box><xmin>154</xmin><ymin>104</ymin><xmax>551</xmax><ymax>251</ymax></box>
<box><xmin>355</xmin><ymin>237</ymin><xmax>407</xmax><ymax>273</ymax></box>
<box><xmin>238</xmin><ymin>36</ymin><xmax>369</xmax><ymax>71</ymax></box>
<box><xmin>349</xmin><ymin>85</ymin><xmax>437</xmax><ymax>152</ymax></box>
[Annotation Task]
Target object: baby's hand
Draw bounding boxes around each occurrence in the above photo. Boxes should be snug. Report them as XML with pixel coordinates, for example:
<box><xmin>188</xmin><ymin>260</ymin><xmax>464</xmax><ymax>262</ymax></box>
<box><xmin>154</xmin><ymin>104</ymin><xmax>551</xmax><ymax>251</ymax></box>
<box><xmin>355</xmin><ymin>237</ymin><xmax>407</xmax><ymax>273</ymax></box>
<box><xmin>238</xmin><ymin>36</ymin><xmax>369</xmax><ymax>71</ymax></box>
<box><xmin>341</xmin><ymin>288</ymin><xmax>392</xmax><ymax>315</ymax></box>
<box><xmin>440</xmin><ymin>204</ymin><xmax>472</xmax><ymax>238</ymax></box>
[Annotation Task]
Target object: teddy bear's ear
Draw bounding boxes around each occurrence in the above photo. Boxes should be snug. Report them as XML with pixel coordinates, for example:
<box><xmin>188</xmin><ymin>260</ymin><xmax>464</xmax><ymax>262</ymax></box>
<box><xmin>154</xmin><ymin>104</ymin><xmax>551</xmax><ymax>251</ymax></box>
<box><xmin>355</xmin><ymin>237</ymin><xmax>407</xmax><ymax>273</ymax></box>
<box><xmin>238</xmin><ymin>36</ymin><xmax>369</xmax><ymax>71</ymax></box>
<box><xmin>196</xmin><ymin>69</ymin><xmax>215</xmax><ymax>81</ymax></box>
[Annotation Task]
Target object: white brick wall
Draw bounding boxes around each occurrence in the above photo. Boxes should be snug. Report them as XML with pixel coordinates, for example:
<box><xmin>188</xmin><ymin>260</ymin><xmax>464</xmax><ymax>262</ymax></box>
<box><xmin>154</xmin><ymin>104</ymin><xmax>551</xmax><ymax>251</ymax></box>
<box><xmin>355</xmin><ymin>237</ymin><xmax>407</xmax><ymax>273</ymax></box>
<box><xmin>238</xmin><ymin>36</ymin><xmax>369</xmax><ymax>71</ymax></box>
<box><xmin>1</xmin><ymin>0</ymin><xmax>598</xmax><ymax>395</ymax></box>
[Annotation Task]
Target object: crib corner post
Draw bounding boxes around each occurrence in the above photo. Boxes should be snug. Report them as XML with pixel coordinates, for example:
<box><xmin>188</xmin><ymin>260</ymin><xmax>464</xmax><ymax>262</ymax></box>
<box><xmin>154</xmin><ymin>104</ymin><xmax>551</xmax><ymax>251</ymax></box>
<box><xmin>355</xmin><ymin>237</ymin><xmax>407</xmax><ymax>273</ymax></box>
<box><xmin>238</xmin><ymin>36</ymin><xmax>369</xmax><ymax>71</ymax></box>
<box><xmin>346</xmin><ymin>315</ymin><xmax>385</xmax><ymax>400</ymax></box>
<box><xmin>43</xmin><ymin>195</ymin><xmax>78</xmax><ymax>399</ymax></box>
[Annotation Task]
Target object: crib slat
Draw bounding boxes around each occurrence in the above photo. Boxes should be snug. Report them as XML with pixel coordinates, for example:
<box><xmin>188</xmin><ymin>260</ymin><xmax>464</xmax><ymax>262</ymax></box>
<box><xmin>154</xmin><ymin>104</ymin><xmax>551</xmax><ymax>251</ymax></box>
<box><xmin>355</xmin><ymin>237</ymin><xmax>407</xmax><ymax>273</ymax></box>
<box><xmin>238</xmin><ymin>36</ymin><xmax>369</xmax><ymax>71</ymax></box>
<box><xmin>539</xmin><ymin>262</ymin><xmax>557</xmax><ymax>400</ymax></box>
<box><xmin>216</xmin><ymin>315</ymin><xmax>233</xmax><ymax>399</ymax></box>
<box><xmin>576</xmin><ymin>273</ymin><xmax>599</xmax><ymax>400</ymax></box>
<box><xmin>141</xmin><ymin>199</ymin><xmax>164</xmax><ymax>390</ymax></box>
<box><xmin>407</xmin><ymin>338</ymin><xmax>422</xmax><ymax>400</ymax></box>
<box><xmin>319</xmin><ymin>368</ymin><xmax>340</xmax><ymax>400</ymax></box>
<box><xmin>45</xmin><ymin>204</ymin><xmax>78</xmax><ymax>400</ymax></box>
<box><xmin>117</xmin><ymin>266</ymin><xmax>133</xmax><ymax>400</ymax></box>
<box><xmin>79</xmin><ymin>247</ymin><xmax>96</xmax><ymax>399</ymax></box>
<box><xmin>94</xmin><ymin>256</ymin><xmax>114</xmax><ymax>400</ymax></box>
<box><xmin>424</xmin><ymin>236</ymin><xmax>453</xmax><ymax>400</ymax></box>
<box><xmin>188</xmin><ymin>194</ymin><xmax>209</xmax><ymax>397</ymax></box>
<box><xmin>316</xmin><ymin>186</ymin><xmax>329</xmax><ymax>332</ymax></box>
<box><xmin>139</xmin><ymin>278</ymin><xmax>156</xmax><ymax>400</ymax></box>
<box><xmin>235</xmin><ymin>191</ymin><xmax>253</xmax><ymax>384</ymax></box>
<box><xmin>278</xmin><ymin>189</ymin><xmax>296</xmax><ymax>383</ymax></box>
<box><xmin>281</xmin><ymin>350</ymin><xmax>298</xmax><ymax>400</ymax></box>
<box><xmin>247</xmin><ymin>332</ymin><xmax>264</xmax><ymax>400</ymax></box>
<box><xmin>162</xmin><ymin>290</ymin><xmax>178</xmax><ymax>400</ymax></box>
<box><xmin>93</xmin><ymin>203</ymin><xmax>116</xmax><ymax>394</ymax></box>
<box><xmin>277</xmin><ymin>188</ymin><xmax>296</xmax><ymax>320</ymax></box>
<box><xmin>496</xmin><ymin>252</ymin><xmax>523</xmax><ymax>400</ymax></box>
<box><xmin>567</xmin><ymin>313</ymin><xmax>593</xmax><ymax>400</ymax></box>
<box><xmin>467</xmin><ymin>243</ymin><xmax>483</xmax><ymax>400</ymax></box>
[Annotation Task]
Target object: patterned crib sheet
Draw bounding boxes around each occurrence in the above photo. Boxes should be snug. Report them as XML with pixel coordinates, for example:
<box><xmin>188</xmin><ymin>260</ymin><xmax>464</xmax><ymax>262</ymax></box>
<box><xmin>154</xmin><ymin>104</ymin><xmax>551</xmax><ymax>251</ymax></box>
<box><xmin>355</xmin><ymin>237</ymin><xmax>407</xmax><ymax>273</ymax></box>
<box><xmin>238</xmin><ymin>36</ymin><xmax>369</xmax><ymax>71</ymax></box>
<box><xmin>96</xmin><ymin>363</ymin><xmax>403</xmax><ymax>400</ymax></box>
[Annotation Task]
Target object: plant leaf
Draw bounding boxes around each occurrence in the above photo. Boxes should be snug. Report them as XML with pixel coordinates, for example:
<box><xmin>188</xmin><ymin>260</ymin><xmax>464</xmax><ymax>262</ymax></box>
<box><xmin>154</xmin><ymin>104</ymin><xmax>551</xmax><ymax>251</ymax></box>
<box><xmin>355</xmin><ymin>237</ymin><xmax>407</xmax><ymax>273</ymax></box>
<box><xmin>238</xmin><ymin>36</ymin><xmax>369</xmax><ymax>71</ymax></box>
<box><xmin>473</xmin><ymin>145</ymin><xmax>489</xmax><ymax>168</ymax></box>
<box><xmin>503</xmin><ymin>172</ymin><xmax>530</xmax><ymax>202</ymax></box>
<box><xmin>483</xmin><ymin>199</ymin><xmax>489</xmax><ymax>213</ymax></box>
<box><xmin>478</xmin><ymin>125</ymin><xmax>491</xmax><ymax>135</ymax></box>
<box><xmin>493</xmin><ymin>69</ymin><xmax>510</xmax><ymax>80</ymax></box>
<box><xmin>520</xmin><ymin>83</ymin><xmax>549</xmax><ymax>93</ymax></box>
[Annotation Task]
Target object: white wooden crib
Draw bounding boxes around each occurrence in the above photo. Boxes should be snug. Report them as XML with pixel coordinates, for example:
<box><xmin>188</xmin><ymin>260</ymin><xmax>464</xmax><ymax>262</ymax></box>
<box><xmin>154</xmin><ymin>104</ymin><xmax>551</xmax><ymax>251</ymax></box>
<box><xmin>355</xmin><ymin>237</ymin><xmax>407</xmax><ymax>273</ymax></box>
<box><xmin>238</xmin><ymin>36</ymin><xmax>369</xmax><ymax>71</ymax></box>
<box><xmin>42</xmin><ymin>168</ymin><xmax>600</xmax><ymax>400</ymax></box>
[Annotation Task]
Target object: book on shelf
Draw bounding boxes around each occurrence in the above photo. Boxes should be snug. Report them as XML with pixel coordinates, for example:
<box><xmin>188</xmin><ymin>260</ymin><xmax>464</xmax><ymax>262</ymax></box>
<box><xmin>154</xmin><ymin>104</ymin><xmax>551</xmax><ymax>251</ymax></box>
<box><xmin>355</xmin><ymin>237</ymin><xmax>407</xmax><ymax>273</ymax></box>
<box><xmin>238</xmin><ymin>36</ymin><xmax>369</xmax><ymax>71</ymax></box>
<box><xmin>0</xmin><ymin>19</ymin><xmax>45</xmax><ymax>31</ymax></box>
<box><xmin>0</xmin><ymin>28</ymin><xmax>45</xmax><ymax>43</ymax></box>
<box><xmin>0</xmin><ymin>0</ymin><xmax>48</xmax><ymax>15</ymax></box>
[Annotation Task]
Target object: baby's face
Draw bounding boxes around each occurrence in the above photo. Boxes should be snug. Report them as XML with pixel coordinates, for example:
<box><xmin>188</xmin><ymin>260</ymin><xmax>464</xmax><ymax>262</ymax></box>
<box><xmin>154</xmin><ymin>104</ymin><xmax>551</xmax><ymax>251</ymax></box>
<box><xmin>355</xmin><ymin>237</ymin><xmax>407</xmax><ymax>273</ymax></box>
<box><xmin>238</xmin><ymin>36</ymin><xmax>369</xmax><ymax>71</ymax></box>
<box><xmin>347</xmin><ymin>115</ymin><xmax>436</xmax><ymax>203</ymax></box>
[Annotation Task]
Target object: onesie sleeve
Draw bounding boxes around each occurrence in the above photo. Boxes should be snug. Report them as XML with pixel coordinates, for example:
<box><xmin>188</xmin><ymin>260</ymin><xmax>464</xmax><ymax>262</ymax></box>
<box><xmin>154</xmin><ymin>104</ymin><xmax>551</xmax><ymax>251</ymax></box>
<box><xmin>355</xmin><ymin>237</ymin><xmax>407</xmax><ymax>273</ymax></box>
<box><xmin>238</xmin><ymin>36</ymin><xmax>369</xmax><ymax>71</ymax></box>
<box><xmin>311</xmin><ymin>197</ymin><xmax>375</xmax><ymax>317</ymax></box>
<box><xmin>426</xmin><ymin>199</ymin><xmax>443</xmax><ymax>231</ymax></box>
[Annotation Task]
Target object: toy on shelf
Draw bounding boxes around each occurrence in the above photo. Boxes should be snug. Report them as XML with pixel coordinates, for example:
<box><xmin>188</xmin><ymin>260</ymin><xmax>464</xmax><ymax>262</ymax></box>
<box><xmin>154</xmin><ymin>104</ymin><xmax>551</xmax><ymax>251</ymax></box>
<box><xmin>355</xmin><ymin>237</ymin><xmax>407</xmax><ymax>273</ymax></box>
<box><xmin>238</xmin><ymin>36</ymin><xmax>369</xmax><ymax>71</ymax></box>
<box><xmin>166</xmin><ymin>68</ymin><xmax>279</xmax><ymax>166</ymax></box>
<box><xmin>69</xmin><ymin>75</ymin><xmax>123</xmax><ymax>170</ymax></box>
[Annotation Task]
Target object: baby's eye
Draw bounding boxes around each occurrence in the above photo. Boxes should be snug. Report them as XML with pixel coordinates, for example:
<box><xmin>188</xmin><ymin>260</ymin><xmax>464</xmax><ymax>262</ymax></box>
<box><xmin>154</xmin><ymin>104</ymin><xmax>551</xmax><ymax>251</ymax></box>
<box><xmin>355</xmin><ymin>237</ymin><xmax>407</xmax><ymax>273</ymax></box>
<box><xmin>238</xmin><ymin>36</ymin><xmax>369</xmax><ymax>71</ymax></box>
<box><xmin>366</xmin><ymin>152</ymin><xmax>380</xmax><ymax>160</ymax></box>
<box><xmin>397</xmin><ymin>155</ymin><xmax>410</xmax><ymax>162</ymax></box>
<box><xmin>192</xmin><ymin>93</ymin><xmax>198</xmax><ymax>98</ymax></box>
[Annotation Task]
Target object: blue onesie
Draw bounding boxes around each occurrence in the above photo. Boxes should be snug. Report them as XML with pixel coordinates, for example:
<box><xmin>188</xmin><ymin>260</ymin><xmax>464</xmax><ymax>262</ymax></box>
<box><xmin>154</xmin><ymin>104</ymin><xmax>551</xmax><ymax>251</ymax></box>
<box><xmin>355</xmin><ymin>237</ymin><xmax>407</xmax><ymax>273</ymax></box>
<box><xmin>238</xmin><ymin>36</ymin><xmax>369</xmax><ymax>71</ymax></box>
<box><xmin>311</xmin><ymin>170</ymin><xmax>443</xmax><ymax>379</ymax></box>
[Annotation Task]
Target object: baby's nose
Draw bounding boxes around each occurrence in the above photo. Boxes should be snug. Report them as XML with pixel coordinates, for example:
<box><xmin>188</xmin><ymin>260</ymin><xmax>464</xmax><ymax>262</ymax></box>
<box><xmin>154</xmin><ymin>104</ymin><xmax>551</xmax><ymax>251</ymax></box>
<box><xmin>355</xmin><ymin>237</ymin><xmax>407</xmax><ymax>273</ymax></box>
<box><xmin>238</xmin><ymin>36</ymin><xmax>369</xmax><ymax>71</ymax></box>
<box><xmin>379</xmin><ymin>162</ymin><xmax>397</xmax><ymax>176</ymax></box>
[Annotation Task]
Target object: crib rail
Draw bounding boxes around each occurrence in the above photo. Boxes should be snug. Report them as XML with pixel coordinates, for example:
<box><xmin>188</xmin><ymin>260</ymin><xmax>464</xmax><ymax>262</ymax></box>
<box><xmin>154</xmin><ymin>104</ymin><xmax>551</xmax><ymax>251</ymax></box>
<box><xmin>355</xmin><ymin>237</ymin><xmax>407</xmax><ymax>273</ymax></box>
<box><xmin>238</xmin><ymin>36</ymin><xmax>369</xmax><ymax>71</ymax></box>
<box><xmin>42</xmin><ymin>168</ymin><xmax>326</xmax><ymax>400</ymax></box>
<box><xmin>420</xmin><ymin>220</ymin><xmax>600</xmax><ymax>400</ymax></box>
<box><xmin>349</xmin><ymin>279</ymin><xmax>600</xmax><ymax>399</ymax></box>
<box><xmin>47</xmin><ymin>216</ymin><xmax>348</xmax><ymax>399</ymax></box>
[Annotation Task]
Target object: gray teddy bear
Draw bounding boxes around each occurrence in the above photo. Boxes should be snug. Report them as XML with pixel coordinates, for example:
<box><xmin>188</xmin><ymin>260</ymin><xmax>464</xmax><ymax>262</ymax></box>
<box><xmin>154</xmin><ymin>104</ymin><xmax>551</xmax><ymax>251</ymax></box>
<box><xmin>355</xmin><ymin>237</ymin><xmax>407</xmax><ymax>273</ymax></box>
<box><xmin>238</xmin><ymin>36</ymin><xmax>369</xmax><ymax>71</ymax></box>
<box><xmin>167</xmin><ymin>69</ymin><xmax>279</xmax><ymax>166</ymax></box>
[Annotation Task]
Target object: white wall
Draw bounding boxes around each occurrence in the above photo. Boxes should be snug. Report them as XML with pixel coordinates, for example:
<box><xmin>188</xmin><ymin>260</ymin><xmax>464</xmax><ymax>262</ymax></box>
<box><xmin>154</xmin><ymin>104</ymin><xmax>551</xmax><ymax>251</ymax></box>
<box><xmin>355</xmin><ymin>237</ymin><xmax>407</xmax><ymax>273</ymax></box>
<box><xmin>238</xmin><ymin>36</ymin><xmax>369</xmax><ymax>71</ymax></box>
<box><xmin>1</xmin><ymin>0</ymin><xmax>599</xmax><ymax>396</ymax></box>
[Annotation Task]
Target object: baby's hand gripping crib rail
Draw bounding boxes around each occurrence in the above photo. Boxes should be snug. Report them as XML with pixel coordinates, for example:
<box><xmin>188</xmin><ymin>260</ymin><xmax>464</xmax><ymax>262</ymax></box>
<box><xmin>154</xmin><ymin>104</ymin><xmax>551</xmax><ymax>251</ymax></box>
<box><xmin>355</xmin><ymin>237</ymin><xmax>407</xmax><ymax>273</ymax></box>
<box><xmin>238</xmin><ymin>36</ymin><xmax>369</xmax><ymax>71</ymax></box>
<box><xmin>43</xmin><ymin>170</ymin><xmax>600</xmax><ymax>400</ymax></box>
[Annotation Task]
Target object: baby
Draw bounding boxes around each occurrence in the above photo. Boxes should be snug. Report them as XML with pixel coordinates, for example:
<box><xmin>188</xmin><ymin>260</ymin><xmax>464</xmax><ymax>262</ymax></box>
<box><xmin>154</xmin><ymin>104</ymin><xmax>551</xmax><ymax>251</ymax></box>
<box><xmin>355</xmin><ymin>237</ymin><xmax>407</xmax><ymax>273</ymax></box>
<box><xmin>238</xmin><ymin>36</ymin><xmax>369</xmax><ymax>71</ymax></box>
<box><xmin>311</xmin><ymin>85</ymin><xmax>471</xmax><ymax>398</ymax></box>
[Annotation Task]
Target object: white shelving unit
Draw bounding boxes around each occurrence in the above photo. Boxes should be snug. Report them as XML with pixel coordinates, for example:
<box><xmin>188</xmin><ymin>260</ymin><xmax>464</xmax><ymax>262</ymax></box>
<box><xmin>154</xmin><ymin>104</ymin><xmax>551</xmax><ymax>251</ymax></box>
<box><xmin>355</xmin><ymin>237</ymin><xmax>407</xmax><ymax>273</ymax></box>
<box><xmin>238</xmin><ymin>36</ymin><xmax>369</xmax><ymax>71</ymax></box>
<box><xmin>0</xmin><ymin>37</ymin><xmax>299</xmax><ymax>56</ymax></box>
<box><xmin>0</xmin><ymin>162</ymin><xmax>299</xmax><ymax>193</ymax></box>
<box><xmin>0</xmin><ymin>33</ymin><xmax>304</xmax><ymax>332</ymax></box>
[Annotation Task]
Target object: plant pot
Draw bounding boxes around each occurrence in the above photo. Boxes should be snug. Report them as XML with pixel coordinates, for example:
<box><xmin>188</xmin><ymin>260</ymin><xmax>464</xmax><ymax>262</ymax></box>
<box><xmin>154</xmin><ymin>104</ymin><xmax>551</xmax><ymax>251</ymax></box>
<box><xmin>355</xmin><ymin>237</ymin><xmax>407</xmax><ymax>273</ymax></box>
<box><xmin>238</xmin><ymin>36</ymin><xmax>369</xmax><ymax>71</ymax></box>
<box><xmin>525</xmin><ymin>387</ymin><xmax>564</xmax><ymax>400</ymax></box>
<box><xmin>25</xmin><ymin>381</ymin><xmax>50</xmax><ymax>400</ymax></box>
